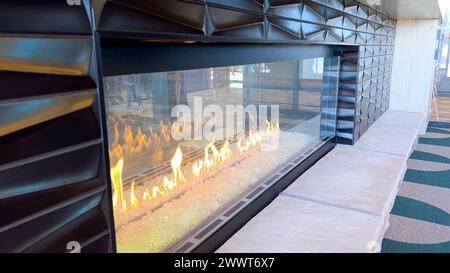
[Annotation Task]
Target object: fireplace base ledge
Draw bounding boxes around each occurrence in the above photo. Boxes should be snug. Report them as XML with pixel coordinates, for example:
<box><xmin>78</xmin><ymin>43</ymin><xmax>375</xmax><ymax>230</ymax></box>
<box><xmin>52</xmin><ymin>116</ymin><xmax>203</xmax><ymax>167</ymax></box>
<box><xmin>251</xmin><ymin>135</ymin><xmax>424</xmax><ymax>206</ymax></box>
<box><xmin>217</xmin><ymin>110</ymin><xmax>425</xmax><ymax>253</ymax></box>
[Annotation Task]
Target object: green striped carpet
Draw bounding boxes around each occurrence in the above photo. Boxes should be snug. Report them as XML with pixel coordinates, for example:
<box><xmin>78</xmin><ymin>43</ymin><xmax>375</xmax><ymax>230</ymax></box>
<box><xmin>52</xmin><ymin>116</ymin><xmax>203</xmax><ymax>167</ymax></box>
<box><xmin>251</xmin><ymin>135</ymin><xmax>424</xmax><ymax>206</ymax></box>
<box><xmin>381</xmin><ymin>121</ymin><xmax>450</xmax><ymax>253</ymax></box>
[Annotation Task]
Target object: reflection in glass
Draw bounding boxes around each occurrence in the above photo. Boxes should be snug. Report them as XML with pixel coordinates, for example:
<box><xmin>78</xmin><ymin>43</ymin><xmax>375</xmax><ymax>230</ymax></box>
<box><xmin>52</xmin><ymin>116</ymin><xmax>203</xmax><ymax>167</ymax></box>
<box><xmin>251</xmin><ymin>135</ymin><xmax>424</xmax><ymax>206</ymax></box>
<box><xmin>104</xmin><ymin>57</ymin><xmax>339</xmax><ymax>252</ymax></box>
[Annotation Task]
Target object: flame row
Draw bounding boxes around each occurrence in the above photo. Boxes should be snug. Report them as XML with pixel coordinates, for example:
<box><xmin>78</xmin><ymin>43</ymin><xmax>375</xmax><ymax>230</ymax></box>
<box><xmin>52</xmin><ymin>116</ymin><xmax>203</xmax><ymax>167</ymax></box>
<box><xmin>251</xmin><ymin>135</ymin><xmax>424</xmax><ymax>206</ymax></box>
<box><xmin>110</xmin><ymin>121</ymin><xmax>279</xmax><ymax>214</ymax></box>
<box><xmin>109</xmin><ymin>120</ymin><xmax>182</xmax><ymax>160</ymax></box>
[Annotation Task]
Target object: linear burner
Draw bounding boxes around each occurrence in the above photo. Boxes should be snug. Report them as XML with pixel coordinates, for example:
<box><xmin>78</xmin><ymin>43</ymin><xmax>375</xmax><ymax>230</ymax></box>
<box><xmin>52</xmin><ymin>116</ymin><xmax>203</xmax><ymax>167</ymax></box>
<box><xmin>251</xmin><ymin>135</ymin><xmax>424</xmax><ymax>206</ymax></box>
<box><xmin>168</xmin><ymin>137</ymin><xmax>331</xmax><ymax>253</ymax></box>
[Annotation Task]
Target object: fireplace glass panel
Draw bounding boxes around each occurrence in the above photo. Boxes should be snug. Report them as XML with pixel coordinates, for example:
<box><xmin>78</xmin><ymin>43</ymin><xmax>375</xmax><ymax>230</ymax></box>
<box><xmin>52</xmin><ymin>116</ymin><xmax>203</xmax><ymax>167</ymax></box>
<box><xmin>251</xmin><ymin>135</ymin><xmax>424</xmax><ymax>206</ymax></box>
<box><xmin>104</xmin><ymin>56</ymin><xmax>339</xmax><ymax>252</ymax></box>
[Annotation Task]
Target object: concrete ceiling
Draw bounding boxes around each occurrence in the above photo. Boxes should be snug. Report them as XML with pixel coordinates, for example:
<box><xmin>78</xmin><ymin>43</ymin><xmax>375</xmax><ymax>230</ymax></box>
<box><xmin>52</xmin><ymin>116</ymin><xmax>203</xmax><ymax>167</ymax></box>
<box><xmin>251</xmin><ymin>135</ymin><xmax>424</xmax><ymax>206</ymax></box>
<box><xmin>358</xmin><ymin>0</ymin><xmax>442</xmax><ymax>21</ymax></box>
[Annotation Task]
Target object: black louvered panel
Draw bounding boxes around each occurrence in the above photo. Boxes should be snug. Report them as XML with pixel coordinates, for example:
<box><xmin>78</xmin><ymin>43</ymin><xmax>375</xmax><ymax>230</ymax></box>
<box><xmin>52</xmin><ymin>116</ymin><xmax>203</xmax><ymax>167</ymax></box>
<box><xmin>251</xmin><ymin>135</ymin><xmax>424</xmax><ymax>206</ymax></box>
<box><xmin>0</xmin><ymin>36</ymin><xmax>92</xmax><ymax>76</ymax></box>
<box><xmin>0</xmin><ymin>177</ymin><xmax>103</xmax><ymax>236</ymax></box>
<box><xmin>0</xmin><ymin>95</ymin><xmax>110</xmax><ymax>253</ymax></box>
<box><xmin>78</xmin><ymin>231</ymin><xmax>111</xmax><ymax>253</ymax></box>
<box><xmin>0</xmin><ymin>109</ymin><xmax>100</xmax><ymax>165</ymax></box>
<box><xmin>0</xmin><ymin>190</ymin><xmax>104</xmax><ymax>252</ymax></box>
<box><xmin>0</xmin><ymin>1</ymin><xmax>112</xmax><ymax>253</ymax></box>
<box><xmin>0</xmin><ymin>144</ymin><xmax>102</xmax><ymax>222</ymax></box>
<box><xmin>24</xmin><ymin>208</ymin><xmax>109</xmax><ymax>253</ymax></box>
<box><xmin>0</xmin><ymin>72</ymin><xmax>96</xmax><ymax>101</ymax></box>
<box><xmin>0</xmin><ymin>90</ymin><xmax>96</xmax><ymax>137</ymax></box>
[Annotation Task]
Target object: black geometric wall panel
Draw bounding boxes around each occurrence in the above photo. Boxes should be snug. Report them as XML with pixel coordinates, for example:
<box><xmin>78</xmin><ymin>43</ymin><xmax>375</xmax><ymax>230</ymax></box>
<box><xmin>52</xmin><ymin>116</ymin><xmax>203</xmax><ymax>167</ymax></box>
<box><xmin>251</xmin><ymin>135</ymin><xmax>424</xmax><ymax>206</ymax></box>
<box><xmin>266</xmin><ymin>16</ymin><xmax>302</xmax><ymax>39</ymax></box>
<box><xmin>97</xmin><ymin>0</ymin><xmax>397</xmax><ymax>144</ymax></box>
<box><xmin>208</xmin><ymin>6</ymin><xmax>265</xmax><ymax>38</ymax></box>
<box><xmin>267</xmin><ymin>2</ymin><xmax>302</xmax><ymax>20</ymax></box>
<box><xmin>0</xmin><ymin>0</ymin><xmax>92</xmax><ymax>35</ymax></box>
<box><xmin>0</xmin><ymin>0</ymin><xmax>397</xmax><ymax>252</ymax></box>
<box><xmin>114</xmin><ymin>0</ymin><xmax>206</xmax><ymax>31</ymax></box>
<box><xmin>100</xmin><ymin>1</ymin><xmax>204</xmax><ymax>35</ymax></box>
<box><xmin>209</xmin><ymin>0</ymin><xmax>265</xmax><ymax>13</ymax></box>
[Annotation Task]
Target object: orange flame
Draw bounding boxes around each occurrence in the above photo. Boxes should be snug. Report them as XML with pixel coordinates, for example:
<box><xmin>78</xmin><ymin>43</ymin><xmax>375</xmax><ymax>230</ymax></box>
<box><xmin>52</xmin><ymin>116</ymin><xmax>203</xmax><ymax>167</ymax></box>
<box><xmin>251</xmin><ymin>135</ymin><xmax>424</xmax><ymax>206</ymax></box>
<box><xmin>191</xmin><ymin>138</ymin><xmax>233</xmax><ymax>178</ymax></box>
<box><xmin>143</xmin><ymin>189</ymin><xmax>150</xmax><ymax>202</ymax></box>
<box><xmin>111</xmin><ymin>158</ymin><xmax>125</xmax><ymax>213</ymax></box>
<box><xmin>160</xmin><ymin>121</ymin><xmax>172</xmax><ymax>143</ymax></box>
<box><xmin>109</xmin><ymin>121</ymin><xmax>179</xmax><ymax>161</ymax></box>
<box><xmin>130</xmin><ymin>180</ymin><xmax>139</xmax><ymax>209</ymax></box>
<box><xmin>111</xmin><ymin>120</ymin><xmax>279</xmax><ymax>215</ymax></box>
<box><xmin>219</xmin><ymin>140</ymin><xmax>232</xmax><ymax>162</ymax></box>
<box><xmin>171</xmin><ymin>146</ymin><xmax>186</xmax><ymax>185</ymax></box>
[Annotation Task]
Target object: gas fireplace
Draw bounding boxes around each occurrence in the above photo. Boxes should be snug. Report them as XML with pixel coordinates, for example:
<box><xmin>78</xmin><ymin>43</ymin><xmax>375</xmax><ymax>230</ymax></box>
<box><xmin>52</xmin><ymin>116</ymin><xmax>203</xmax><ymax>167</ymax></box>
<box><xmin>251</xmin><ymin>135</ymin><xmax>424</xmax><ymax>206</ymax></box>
<box><xmin>101</xmin><ymin>41</ymin><xmax>340</xmax><ymax>252</ymax></box>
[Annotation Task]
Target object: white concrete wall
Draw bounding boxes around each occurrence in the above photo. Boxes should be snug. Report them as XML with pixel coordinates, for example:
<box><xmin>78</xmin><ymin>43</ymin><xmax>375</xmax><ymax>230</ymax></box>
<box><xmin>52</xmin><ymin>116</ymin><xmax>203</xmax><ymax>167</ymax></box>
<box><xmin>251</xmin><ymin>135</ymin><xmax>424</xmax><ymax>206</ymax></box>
<box><xmin>389</xmin><ymin>19</ymin><xmax>439</xmax><ymax>116</ymax></box>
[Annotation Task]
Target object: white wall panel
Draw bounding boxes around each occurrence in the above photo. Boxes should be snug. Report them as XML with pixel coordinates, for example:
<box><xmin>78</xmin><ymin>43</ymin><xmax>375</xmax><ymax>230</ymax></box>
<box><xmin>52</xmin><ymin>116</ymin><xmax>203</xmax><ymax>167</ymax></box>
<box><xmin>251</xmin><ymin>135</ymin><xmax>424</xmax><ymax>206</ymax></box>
<box><xmin>389</xmin><ymin>19</ymin><xmax>439</xmax><ymax>115</ymax></box>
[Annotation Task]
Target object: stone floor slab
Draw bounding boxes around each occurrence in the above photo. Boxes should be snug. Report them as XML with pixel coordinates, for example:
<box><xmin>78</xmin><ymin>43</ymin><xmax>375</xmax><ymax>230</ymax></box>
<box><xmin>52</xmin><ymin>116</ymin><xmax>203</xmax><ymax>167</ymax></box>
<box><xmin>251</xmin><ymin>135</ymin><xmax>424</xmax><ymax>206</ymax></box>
<box><xmin>352</xmin><ymin>123</ymin><xmax>418</xmax><ymax>157</ymax></box>
<box><xmin>217</xmin><ymin>111</ymin><xmax>423</xmax><ymax>253</ymax></box>
<box><xmin>217</xmin><ymin>195</ymin><xmax>383</xmax><ymax>253</ymax></box>
<box><xmin>377</xmin><ymin>111</ymin><xmax>427</xmax><ymax>133</ymax></box>
<box><xmin>283</xmin><ymin>146</ymin><xmax>406</xmax><ymax>217</ymax></box>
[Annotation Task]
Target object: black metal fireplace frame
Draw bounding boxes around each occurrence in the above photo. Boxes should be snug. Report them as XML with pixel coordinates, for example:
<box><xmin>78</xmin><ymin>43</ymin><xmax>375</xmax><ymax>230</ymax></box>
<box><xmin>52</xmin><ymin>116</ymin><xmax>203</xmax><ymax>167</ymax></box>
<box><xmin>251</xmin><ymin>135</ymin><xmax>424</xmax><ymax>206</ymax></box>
<box><xmin>97</xmin><ymin>36</ymin><xmax>343</xmax><ymax>252</ymax></box>
<box><xmin>1</xmin><ymin>0</ymin><xmax>397</xmax><ymax>253</ymax></box>
<box><xmin>99</xmin><ymin>36</ymin><xmax>349</xmax><ymax>76</ymax></box>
